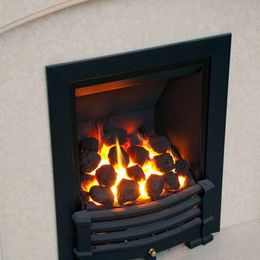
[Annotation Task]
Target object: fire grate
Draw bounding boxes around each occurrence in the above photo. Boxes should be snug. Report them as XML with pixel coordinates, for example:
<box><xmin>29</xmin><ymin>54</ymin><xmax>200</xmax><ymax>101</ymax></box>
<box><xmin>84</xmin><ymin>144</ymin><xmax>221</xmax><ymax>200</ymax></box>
<box><xmin>73</xmin><ymin>179</ymin><xmax>214</xmax><ymax>259</ymax></box>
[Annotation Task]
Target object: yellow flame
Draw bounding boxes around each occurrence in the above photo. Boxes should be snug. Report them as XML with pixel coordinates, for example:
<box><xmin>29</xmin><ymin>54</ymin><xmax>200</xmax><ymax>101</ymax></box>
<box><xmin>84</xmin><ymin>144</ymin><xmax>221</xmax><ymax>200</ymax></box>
<box><xmin>178</xmin><ymin>174</ymin><xmax>188</xmax><ymax>189</ymax></box>
<box><xmin>141</xmin><ymin>138</ymin><xmax>160</xmax><ymax>159</ymax></box>
<box><xmin>111</xmin><ymin>138</ymin><xmax>132</xmax><ymax>204</ymax></box>
<box><xmin>89</xmin><ymin>196</ymin><xmax>103</xmax><ymax>206</ymax></box>
<box><xmin>138</xmin><ymin>180</ymin><xmax>149</xmax><ymax>200</ymax></box>
<box><xmin>81</xmin><ymin>132</ymin><xmax>188</xmax><ymax>207</ymax></box>
<box><xmin>80</xmin><ymin>178</ymin><xmax>98</xmax><ymax>192</ymax></box>
<box><xmin>115</xmin><ymin>138</ymin><xmax>125</xmax><ymax>168</ymax></box>
<box><xmin>168</xmin><ymin>148</ymin><xmax>177</xmax><ymax>164</ymax></box>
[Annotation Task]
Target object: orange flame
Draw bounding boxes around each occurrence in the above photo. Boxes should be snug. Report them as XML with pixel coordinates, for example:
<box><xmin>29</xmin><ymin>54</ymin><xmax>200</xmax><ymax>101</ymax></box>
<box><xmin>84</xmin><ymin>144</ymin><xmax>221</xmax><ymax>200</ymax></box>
<box><xmin>81</xmin><ymin>130</ymin><xmax>189</xmax><ymax>207</ymax></box>
<box><xmin>178</xmin><ymin>174</ymin><xmax>189</xmax><ymax>190</ymax></box>
<box><xmin>115</xmin><ymin>138</ymin><xmax>126</xmax><ymax>169</ymax></box>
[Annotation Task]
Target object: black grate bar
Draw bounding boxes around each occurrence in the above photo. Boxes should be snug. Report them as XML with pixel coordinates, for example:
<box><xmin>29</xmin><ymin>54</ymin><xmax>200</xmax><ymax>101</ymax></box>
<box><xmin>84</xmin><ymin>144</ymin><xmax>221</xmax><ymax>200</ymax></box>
<box><xmin>74</xmin><ymin>218</ymin><xmax>202</xmax><ymax>260</ymax></box>
<box><xmin>90</xmin><ymin>196</ymin><xmax>201</xmax><ymax>232</ymax></box>
<box><xmin>91</xmin><ymin>207</ymin><xmax>201</xmax><ymax>244</ymax></box>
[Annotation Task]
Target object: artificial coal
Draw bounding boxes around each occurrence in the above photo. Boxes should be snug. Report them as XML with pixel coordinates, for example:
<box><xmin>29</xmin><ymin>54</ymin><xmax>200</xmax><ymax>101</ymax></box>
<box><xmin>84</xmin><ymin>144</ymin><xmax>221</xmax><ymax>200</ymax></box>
<box><xmin>108</xmin><ymin>145</ymin><xmax>129</xmax><ymax>167</ymax></box>
<box><xmin>146</xmin><ymin>174</ymin><xmax>165</xmax><ymax>200</ymax></box>
<box><xmin>164</xmin><ymin>171</ymin><xmax>180</xmax><ymax>191</ymax></box>
<box><xmin>103</xmin><ymin>127</ymin><xmax>127</xmax><ymax>145</ymax></box>
<box><xmin>139</xmin><ymin>124</ymin><xmax>155</xmax><ymax>138</ymax></box>
<box><xmin>80</xmin><ymin>151</ymin><xmax>101</xmax><ymax>173</ymax></box>
<box><xmin>80</xmin><ymin>137</ymin><xmax>99</xmax><ymax>152</ymax></box>
<box><xmin>95</xmin><ymin>164</ymin><xmax>117</xmax><ymax>187</ymax></box>
<box><xmin>175</xmin><ymin>160</ymin><xmax>190</xmax><ymax>173</ymax></box>
<box><xmin>117</xmin><ymin>179</ymin><xmax>140</xmax><ymax>204</ymax></box>
<box><xmin>89</xmin><ymin>185</ymin><xmax>114</xmax><ymax>206</ymax></box>
<box><xmin>80</xmin><ymin>173</ymin><xmax>94</xmax><ymax>188</ymax></box>
<box><xmin>128</xmin><ymin>145</ymin><xmax>149</xmax><ymax>166</ymax></box>
<box><xmin>126</xmin><ymin>165</ymin><xmax>145</xmax><ymax>182</ymax></box>
<box><xmin>149</xmin><ymin>136</ymin><xmax>170</xmax><ymax>153</ymax></box>
<box><xmin>128</xmin><ymin>133</ymin><xmax>141</xmax><ymax>146</ymax></box>
<box><xmin>153</xmin><ymin>153</ymin><xmax>175</xmax><ymax>173</ymax></box>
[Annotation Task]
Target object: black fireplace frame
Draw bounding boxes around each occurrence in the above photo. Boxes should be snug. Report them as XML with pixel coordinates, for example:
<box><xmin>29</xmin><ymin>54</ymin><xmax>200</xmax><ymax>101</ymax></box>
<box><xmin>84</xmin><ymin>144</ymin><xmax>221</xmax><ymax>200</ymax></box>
<box><xmin>46</xmin><ymin>34</ymin><xmax>231</xmax><ymax>260</ymax></box>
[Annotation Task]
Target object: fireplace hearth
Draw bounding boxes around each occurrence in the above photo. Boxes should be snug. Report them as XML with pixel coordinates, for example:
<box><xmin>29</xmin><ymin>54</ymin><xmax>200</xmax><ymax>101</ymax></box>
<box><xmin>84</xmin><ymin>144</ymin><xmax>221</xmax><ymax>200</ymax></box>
<box><xmin>47</xmin><ymin>34</ymin><xmax>231</xmax><ymax>260</ymax></box>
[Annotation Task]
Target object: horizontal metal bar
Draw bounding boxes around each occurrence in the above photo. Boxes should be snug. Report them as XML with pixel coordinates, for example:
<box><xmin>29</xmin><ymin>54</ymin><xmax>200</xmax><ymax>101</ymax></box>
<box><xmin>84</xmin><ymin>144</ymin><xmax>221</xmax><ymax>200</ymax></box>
<box><xmin>91</xmin><ymin>207</ymin><xmax>201</xmax><ymax>244</ymax></box>
<box><xmin>74</xmin><ymin>218</ymin><xmax>202</xmax><ymax>260</ymax></box>
<box><xmin>87</xmin><ymin>182</ymin><xmax>203</xmax><ymax>222</ymax></box>
<box><xmin>90</xmin><ymin>196</ymin><xmax>201</xmax><ymax>232</ymax></box>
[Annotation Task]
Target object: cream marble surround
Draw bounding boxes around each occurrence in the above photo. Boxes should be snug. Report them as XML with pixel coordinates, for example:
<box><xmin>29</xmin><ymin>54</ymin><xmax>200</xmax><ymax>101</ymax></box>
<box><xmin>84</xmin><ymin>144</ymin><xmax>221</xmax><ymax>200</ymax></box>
<box><xmin>0</xmin><ymin>0</ymin><xmax>89</xmax><ymax>34</ymax></box>
<box><xmin>0</xmin><ymin>0</ymin><xmax>260</xmax><ymax>259</ymax></box>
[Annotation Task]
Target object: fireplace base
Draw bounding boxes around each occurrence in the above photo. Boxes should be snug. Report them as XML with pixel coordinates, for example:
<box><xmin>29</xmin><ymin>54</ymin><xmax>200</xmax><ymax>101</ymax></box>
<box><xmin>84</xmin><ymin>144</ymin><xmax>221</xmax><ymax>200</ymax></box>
<box><xmin>72</xmin><ymin>179</ymin><xmax>214</xmax><ymax>260</ymax></box>
<box><xmin>186</xmin><ymin>233</ymin><xmax>214</xmax><ymax>249</ymax></box>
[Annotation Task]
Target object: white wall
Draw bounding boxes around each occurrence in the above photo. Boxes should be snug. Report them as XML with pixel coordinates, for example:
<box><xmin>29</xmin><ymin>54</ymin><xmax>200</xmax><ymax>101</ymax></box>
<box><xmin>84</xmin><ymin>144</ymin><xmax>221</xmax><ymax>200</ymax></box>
<box><xmin>0</xmin><ymin>0</ymin><xmax>66</xmax><ymax>27</ymax></box>
<box><xmin>0</xmin><ymin>0</ymin><xmax>260</xmax><ymax>259</ymax></box>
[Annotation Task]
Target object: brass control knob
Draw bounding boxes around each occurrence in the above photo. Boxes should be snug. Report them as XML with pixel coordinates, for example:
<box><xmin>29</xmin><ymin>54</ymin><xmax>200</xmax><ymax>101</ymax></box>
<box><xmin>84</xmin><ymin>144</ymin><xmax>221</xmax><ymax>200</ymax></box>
<box><xmin>149</xmin><ymin>248</ymin><xmax>157</xmax><ymax>257</ymax></box>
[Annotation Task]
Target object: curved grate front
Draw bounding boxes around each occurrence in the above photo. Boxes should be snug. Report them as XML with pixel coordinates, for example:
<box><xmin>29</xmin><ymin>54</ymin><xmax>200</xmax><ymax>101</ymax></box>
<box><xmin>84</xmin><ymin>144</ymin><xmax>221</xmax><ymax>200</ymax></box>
<box><xmin>72</xmin><ymin>180</ymin><xmax>214</xmax><ymax>260</ymax></box>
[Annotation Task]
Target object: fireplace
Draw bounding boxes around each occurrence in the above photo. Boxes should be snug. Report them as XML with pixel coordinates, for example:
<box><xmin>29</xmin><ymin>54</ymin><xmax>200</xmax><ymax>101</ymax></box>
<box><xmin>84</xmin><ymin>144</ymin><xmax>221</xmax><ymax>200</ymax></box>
<box><xmin>46</xmin><ymin>34</ymin><xmax>231</xmax><ymax>260</ymax></box>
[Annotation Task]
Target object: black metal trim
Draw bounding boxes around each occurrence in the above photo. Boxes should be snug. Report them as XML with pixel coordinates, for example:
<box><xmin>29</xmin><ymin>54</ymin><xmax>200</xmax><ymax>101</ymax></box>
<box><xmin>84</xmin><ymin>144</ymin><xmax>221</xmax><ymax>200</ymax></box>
<box><xmin>91</xmin><ymin>208</ymin><xmax>201</xmax><ymax>244</ymax></box>
<box><xmin>46</xmin><ymin>34</ymin><xmax>231</xmax><ymax>260</ymax></box>
<box><xmin>74</xmin><ymin>218</ymin><xmax>202</xmax><ymax>260</ymax></box>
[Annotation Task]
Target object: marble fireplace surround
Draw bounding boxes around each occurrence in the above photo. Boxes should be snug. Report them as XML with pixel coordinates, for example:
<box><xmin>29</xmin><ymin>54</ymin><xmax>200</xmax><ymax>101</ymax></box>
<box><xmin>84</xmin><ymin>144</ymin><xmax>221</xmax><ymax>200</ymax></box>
<box><xmin>0</xmin><ymin>1</ymin><xmax>260</xmax><ymax>260</ymax></box>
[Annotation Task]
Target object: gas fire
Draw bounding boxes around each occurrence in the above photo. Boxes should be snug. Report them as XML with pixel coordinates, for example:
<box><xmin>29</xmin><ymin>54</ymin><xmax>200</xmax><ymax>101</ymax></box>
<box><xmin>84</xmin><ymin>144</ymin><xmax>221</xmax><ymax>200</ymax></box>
<box><xmin>80</xmin><ymin>126</ymin><xmax>191</xmax><ymax>207</ymax></box>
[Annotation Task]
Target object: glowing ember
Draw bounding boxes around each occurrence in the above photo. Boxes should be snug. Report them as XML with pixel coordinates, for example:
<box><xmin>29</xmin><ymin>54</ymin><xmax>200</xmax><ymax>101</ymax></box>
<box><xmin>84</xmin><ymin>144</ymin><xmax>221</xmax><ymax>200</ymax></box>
<box><xmin>178</xmin><ymin>174</ymin><xmax>189</xmax><ymax>190</ymax></box>
<box><xmin>80</xmin><ymin>126</ymin><xmax>192</xmax><ymax>207</ymax></box>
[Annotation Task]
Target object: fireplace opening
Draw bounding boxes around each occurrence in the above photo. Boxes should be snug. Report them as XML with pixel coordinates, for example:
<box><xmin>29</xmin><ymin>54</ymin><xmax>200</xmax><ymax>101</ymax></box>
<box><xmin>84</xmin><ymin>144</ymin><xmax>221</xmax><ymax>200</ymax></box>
<box><xmin>76</xmin><ymin>69</ymin><xmax>204</xmax><ymax>209</ymax></box>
